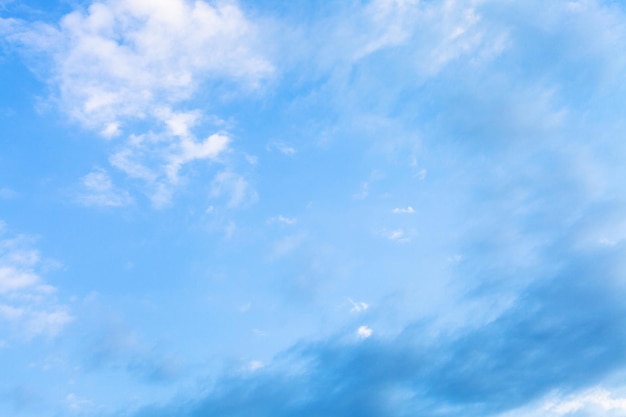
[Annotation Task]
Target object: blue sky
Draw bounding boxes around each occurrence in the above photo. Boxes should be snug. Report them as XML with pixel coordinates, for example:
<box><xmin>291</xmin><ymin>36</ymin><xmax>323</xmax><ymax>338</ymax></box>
<box><xmin>2</xmin><ymin>0</ymin><xmax>626</xmax><ymax>416</ymax></box>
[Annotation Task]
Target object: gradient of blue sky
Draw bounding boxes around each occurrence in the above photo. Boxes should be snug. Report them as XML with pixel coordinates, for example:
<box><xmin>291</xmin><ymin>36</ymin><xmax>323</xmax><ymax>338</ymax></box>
<box><xmin>2</xmin><ymin>0</ymin><xmax>626</xmax><ymax>416</ymax></box>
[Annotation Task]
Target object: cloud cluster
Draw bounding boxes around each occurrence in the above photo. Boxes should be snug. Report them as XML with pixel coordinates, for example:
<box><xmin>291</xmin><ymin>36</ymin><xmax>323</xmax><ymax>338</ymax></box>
<box><xmin>3</xmin><ymin>0</ymin><xmax>272</xmax><ymax>132</ymax></box>
<box><xmin>1</xmin><ymin>0</ymin><xmax>272</xmax><ymax>206</ymax></box>
<box><xmin>0</xmin><ymin>223</ymin><xmax>72</xmax><ymax>339</ymax></box>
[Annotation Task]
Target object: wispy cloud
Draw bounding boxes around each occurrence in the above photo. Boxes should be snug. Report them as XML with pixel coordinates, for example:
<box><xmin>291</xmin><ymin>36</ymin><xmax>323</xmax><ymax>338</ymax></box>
<box><xmin>268</xmin><ymin>215</ymin><xmax>297</xmax><ymax>226</ymax></box>
<box><xmin>269</xmin><ymin>233</ymin><xmax>306</xmax><ymax>260</ymax></box>
<box><xmin>266</xmin><ymin>141</ymin><xmax>297</xmax><ymax>156</ymax></box>
<box><xmin>78</xmin><ymin>168</ymin><xmax>132</xmax><ymax>207</ymax></box>
<box><xmin>392</xmin><ymin>206</ymin><xmax>414</xmax><ymax>214</ymax></box>
<box><xmin>2</xmin><ymin>0</ymin><xmax>272</xmax><ymax>132</ymax></box>
<box><xmin>348</xmin><ymin>298</ymin><xmax>369</xmax><ymax>313</ymax></box>
<box><xmin>543</xmin><ymin>389</ymin><xmax>626</xmax><ymax>415</ymax></box>
<box><xmin>210</xmin><ymin>171</ymin><xmax>258</xmax><ymax>209</ymax></box>
<box><xmin>0</xmin><ymin>224</ymin><xmax>72</xmax><ymax>339</ymax></box>
<box><xmin>356</xmin><ymin>325</ymin><xmax>373</xmax><ymax>339</ymax></box>
<box><xmin>381</xmin><ymin>229</ymin><xmax>411</xmax><ymax>243</ymax></box>
<box><xmin>83</xmin><ymin>322</ymin><xmax>182</xmax><ymax>384</ymax></box>
<box><xmin>246</xmin><ymin>360</ymin><xmax>265</xmax><ymax>372</ymax></box>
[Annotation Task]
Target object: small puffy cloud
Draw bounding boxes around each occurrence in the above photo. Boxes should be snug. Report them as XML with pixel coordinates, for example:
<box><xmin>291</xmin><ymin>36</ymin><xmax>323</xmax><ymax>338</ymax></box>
<box><xmin>247</xmin><ymin>360</ymin><xmax>265</xmax><ymax>372</ymax></box>
<box><xmin>392</xmin><ymin>206</ymin><xmax>415</xmax><ymax>214</ymax></box>
<box><xmin>78</xmin><ymin>168</ymin><xmax>132</xmax><ymax>207</ymax></box>
<box><xmin>356</xmin><ymin>325</ymin><xmax>373</xmax><ymax>339</ymax></box>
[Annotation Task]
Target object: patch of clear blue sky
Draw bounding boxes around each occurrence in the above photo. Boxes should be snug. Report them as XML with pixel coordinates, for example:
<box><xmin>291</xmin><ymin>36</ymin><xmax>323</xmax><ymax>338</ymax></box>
<box><xmin>2</xmin><ymin>0</ymin><xmax>626</xmax><ymax>416</ymax></box>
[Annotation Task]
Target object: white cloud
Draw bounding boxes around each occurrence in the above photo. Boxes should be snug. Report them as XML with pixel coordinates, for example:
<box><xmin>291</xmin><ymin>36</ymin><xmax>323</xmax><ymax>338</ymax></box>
<box><xmin>382</xmin><ymin>228</ymin><xmax>412</xmax><ymax>243</ymax></box>
<box><xmin>4</xmin><ymin>0</ymin><xmax>272</xmax><ymax>132</ymax></box>
<box><xmin>108</xmin><ymin>118</ymin><xmax>232</xmax><ymax>207</ymax></box>
<box><xmin>0</xmin><ymin>266</ymin><xmax>39</xmax><ymax>294</ymax></box>
<box><xmin>166</xmin><ymin>132</ymin><xmax>230</xmax><ymax>183</ymax></box>
<box><xmin>356</xmin><ymin>325</ymin><xmax>373</xmax><ymax>339</ymax></box>
<box><xmin>348</xmin><ymin>298</ymin><xmax>369</xmax><ymax>313</ymax></box>
<box><xmin>543</xmin><ymin>389</ymin><xmax>626</xmax><ymax>415</ymax></box>
<box><xmin>101</xmin><ymin>122</ymin><xmax>121</xmax><ymax>138</ymax></box>
<box><xmin>0</xmin><ymin>225</ymin><xmax>72</xmax><ymax>338</ymax></box>
<box><xmin>79</xmin><ymin>168</ymin><xmax>133</xmax><ymax>207</ymax></box>
<box><xmin>268</xmin><ymin>215</ymin><xmax>297</xmax><ymax>226</ymax></box>
<box><xmin>2</xmin><ymin>0</ymin><xmax>271</xmax><ymax>207</ymax></box>
<box><xmin>392</xmin><ymin>206</ymin><xmax>415</xmax><ymax>214</ymax></box>
<box><xmin>246</xmin><ymin>360</ymin><xmax>265</xmax><ymax>371</ymax></box>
